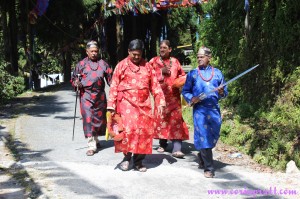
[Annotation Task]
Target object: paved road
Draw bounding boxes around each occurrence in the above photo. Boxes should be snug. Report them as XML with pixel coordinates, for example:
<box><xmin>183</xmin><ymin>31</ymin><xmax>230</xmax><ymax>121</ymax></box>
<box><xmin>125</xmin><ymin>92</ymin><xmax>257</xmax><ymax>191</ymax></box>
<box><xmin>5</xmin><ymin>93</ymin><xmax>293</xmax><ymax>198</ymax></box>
<box><xmin>11</xmin><ymin>83</ymin><xmax>298</xmax><ymax>199</ymax></box>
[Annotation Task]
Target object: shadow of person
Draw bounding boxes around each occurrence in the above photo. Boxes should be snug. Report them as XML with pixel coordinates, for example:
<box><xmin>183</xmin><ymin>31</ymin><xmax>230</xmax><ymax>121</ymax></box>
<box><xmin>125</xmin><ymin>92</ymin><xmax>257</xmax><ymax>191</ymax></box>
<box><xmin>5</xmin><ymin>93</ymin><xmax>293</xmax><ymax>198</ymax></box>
<box><xmin>214</xmin><ymin>159</ymin><xmax>231</xmax><ymax>170</ymax></box>
<box><xmin>144</xmin><ymin>154</ymin><xmax>178</xmax><ymax>169</ymax></box>
<box><xmin>112</xmin><ymin>154</ymin><xmax>177</xmax><ymax>171</ymax></box>
<box><xmin>181</xmin><ymin>141</ymin><xmax>197</xmax><ymax>155</ymax></box>
<box><xmin>153</xmin><ymin>140</ymin><xmax>197</xmax><ymax>155</ymax></box>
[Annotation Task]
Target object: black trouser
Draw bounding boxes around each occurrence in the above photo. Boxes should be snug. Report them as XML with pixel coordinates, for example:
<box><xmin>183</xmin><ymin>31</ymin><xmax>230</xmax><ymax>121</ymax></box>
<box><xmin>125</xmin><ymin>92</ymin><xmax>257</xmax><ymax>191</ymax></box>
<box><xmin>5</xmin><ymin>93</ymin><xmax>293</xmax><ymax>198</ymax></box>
<box><xmin>159</xmin><ymin>139</ymin><xmax>182</xmax><ymax>153</ymax></box>
<box><xmin>199</xmin><ymin>148</ymin><xmax>214</xmax><ymax>173</ymax></box>
<box><xmin>123</xmin><ymin>152</ymin><xmax>146</xmax><ymax>166</ymax></box>
<box><xmin>159</xmin><ymin>139</ymin><xmax>168</xmax><ymax>149</ymax></box>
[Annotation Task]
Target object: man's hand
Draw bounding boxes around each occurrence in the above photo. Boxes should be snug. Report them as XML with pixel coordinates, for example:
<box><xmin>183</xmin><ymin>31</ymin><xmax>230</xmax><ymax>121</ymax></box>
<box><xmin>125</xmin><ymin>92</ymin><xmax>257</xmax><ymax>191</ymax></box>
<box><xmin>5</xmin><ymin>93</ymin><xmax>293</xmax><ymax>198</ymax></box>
<box><xmin>190</xmin><ymin>96</ymin><xmax>201</xmax><ymax>106</ymax></box>
<box><xmin>157</xmin><ymin>105</ymin><xmax>165</xmax><ymax>116</ymax></box>
<box><xmin>217</xmin><ymin>86</ymin><xmax>224</xmax><ymax>97</ymax></box>
<box><xmin>74</xmin><ymin>79</ymin><xmax>83</xmax><ymax>88</ymax></box>
<box><xmin>161</xmin><ymin>67</ymin><xmax>171</xmax><ymax>76</ymax></box>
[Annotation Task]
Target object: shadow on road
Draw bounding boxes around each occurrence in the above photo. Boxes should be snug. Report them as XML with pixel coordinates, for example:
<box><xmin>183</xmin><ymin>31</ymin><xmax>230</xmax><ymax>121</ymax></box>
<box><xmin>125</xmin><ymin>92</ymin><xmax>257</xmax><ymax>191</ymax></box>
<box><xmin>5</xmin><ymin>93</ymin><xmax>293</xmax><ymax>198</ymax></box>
<box><xmin>0</xmin><ymin>83</ymin><xmax>74</xmax><ymax>119</ymax></box>
<box><xmin>5</xmin><ymin>131</ymin><xmax>120</xmax><ymax>198</ymax></box>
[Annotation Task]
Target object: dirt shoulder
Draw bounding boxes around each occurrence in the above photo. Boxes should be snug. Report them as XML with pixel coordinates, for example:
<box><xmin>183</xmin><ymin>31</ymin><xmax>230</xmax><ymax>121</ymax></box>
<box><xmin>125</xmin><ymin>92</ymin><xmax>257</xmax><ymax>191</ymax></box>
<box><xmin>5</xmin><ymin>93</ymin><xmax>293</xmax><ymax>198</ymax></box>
<box><xmin>0</xmin><ymin>85</ymin><xmax>63</xmax><ymax>198</ymax></box>
<box><xmin>215</xmin><ymin>142</ymin><xmax>300</xmax><ymax>194</ymax></box>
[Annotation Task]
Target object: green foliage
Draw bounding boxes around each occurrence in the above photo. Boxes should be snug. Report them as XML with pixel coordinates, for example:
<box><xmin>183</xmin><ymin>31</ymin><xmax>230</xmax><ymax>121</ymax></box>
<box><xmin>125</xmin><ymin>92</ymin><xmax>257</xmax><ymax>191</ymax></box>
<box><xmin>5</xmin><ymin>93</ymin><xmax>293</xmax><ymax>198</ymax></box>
<box><xmin>193</xmin><ymin>0</ymin><xmax>300</xmax><ymax>112</ymax></box>
<box><xmin>182</xmin><ymin>105</ymin><xmax>194</xmax><ymax>131</ymax></box>
<box><xmin>0</xmin><ymin>63</ymin><xmax>25</xmax><ymax>104</ymax></box>
<box><xmin>260</xmin><ymin>66</ymin><xmax>300</xmax><ymax>169</ymax></box>
<box><xmin>220</xmin><ymin>116</ymin><xmax>254</xmax><ymax>152</ymax></box>
<box><xmin>221</xmin><ymin>66</ymin><xmax>300</xmax><ymax>170</ymax></box>
<box><xmin>18</xmin><ymin>48</ymin><xmax>27</xmax><ymax>70</ymax></box>
<box><xmin>1</xmin><ymin>28</ymin><xmax>25</xmax><ymax>101</ymax></box>
<box><xmin>167</xmin><ymin>7</ymin><xmax>198</xmax><ymax>58</ymax></box>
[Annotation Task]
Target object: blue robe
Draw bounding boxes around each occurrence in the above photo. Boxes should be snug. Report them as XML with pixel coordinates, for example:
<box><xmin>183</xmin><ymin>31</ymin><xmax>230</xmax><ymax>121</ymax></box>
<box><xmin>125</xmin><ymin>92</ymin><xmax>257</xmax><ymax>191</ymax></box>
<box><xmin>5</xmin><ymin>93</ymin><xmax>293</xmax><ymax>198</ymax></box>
<box><xmin>182</xmin><ymin>65</ymin><xmax>228</xmax><ymax>149</ymax></box>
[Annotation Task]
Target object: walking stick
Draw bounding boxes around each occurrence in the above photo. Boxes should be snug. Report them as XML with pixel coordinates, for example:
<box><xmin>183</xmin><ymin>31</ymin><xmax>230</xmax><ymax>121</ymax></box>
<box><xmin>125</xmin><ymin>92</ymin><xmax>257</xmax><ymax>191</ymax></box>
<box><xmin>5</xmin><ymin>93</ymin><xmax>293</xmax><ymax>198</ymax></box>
<box><xmin>72</xmin><ymin>74</ymin><xmax>81</xmax><ymax>141</ymax></box>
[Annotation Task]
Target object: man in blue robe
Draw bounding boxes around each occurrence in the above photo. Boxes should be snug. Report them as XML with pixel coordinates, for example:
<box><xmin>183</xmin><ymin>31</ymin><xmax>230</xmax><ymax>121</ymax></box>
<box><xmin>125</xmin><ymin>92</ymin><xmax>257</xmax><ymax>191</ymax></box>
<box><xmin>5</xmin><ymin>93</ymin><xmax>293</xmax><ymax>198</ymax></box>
<box><xmin>182</xmin><ymin>46</ymin><xmax>228</xmax><ymax>178</ymax></box>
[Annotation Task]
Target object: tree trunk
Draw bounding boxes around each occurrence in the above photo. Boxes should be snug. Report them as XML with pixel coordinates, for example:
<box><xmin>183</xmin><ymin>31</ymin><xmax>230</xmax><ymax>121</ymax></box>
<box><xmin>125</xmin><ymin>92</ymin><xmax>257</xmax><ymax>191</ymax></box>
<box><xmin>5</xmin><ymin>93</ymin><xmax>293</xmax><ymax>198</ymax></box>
<box><xmin>8</xmin><ymin>0</ymin><xmax>19</xmax><ymax>75</ymax></box>
<box><xmin>190</xmin><ymin>26</ymin><xmax>197</xmax><ymax>49</ymax></box>
<box><xmin>162</xmin><ymin>11</ymin><xmax>167</xmax><ymax>40</ymax></box>
<box><xmin>19</xmin><ymin>0</ymin><xmax>29</xmax><ymax>72</ymax></box>
<box><xmin>0</xmin><ymin>1</ymin><xmax>10</xmax><ymax>62</ymax></box>
<box><xmin>105</xmin><ymin>16</ymin><xmax>117</xmax><ymax>67</ymax></box>
<box><xmin>64</xmin><ymin>50</ymin><xmax>72</xmax><ymax>82</ymax></box>
<box><xmin>150</xmin><ymin>13</ymin><xmax>158</xmax><ymax>58</ymax></box>
<box><xmin>116</xmin><ymin>15</ymin><xmax>124</xmax><ymax>61</ymax></box>
<box><xmin>132</xmin><ymin>15</ymin><xmax>137</xmax><ymax>39</ymax></box>
<box><xmin>144</xmin><ymin>16</ymin><xmax>150</xmax><ymax>61</ymax></box>
<box><xmin>28</xmin><ymin>23</ymin><xmax>34</xmax><ymax>71</ymax></box>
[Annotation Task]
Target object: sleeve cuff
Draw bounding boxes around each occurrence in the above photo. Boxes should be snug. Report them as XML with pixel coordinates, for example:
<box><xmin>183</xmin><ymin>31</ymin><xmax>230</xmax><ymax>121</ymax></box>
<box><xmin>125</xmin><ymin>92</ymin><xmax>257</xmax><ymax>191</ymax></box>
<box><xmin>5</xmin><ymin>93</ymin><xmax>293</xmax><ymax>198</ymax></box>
<box><xmin>107</xmin><ymin>107</ymin><xmax>115</xmax><ymax>111</ymax></box>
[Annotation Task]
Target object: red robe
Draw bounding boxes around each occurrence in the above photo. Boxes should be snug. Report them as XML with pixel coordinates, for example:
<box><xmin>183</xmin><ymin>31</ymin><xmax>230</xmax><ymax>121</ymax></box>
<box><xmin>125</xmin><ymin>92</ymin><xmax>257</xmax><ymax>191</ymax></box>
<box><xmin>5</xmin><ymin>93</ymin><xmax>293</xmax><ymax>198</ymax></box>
<box><xmin>149</xmin><ymin>56</ymin><xmax>189</xmax><ymax>140</ymax></box>
<box><xmin>71</xmin><ymin>58</ymin><xmax>112</xmax><ymax>137</ymax></box>
<box><xmin>107</xmin><ymin>57</ymin><xmax>166</xmax><ymax>154</ymax></box>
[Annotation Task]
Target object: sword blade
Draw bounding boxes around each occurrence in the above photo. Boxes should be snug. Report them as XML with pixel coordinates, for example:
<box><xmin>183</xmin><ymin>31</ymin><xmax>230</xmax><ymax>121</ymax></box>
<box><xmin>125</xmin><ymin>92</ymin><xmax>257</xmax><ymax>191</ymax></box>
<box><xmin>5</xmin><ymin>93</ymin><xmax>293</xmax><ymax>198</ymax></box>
<box><xmin>193</xmin><ymin>64</ymin><xmax>259</xmax><ymax>104</ymax></box>
<box><xmin>220</xmin><ymin>64</ymin><xmax>259</xmax><ymax>88</ymax></box>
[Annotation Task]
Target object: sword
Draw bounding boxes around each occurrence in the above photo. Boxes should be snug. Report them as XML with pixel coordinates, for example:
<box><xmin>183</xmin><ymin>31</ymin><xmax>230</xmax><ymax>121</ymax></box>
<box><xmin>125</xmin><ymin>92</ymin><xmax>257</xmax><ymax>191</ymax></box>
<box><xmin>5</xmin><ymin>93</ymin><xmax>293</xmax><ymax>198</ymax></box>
<box><xmin>191</xmin><ymin>64</ymin><xmax>259</xmax><ymax>105</ymax></box>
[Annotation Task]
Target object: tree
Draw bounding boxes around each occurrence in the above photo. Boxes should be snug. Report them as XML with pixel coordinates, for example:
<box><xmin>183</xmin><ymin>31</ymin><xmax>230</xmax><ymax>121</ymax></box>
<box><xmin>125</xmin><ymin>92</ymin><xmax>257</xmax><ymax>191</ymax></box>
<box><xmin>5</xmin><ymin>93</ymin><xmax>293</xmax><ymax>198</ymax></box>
<box><xmin>0</xmin><ymin>0</ymin><xmax>19</xmax><ymax>75</ymax></box>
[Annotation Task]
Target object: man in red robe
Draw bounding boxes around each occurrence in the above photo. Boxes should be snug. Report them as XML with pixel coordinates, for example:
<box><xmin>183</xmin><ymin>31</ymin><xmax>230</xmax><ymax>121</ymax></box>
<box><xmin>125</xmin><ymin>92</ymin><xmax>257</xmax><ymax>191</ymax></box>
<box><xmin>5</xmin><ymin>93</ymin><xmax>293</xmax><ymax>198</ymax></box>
<box><xmin>107</xmin><ymin>39</ymin><xmax>166</xmax><ymax>172</ymax></box>
<box><xmin>149</xmin><ymin>40</ymin><xmax>189</xmax><ymax>158</ymax></box>
<box><xmin>71</xmin><ymin>41</ymin><xmax>112</xmax><ymax>156</ymax></box>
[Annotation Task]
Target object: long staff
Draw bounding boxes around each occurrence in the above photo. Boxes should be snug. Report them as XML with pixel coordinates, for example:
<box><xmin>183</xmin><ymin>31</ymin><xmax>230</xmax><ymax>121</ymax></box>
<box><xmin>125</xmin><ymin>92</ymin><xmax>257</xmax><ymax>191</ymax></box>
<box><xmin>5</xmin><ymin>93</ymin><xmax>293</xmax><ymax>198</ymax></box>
<box><xmin>72</xmin><ymin>74</ymin><xmax>81</xmax><ymax>141</ymax></box>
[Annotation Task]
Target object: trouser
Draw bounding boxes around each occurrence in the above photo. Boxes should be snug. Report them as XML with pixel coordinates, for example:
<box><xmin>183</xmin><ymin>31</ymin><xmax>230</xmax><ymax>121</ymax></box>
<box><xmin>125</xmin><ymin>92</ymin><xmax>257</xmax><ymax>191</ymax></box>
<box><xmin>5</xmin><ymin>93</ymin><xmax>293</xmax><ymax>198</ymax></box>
<box><xmin>87</xmin><ymin>136</ymin><xmax>99</xmax><ymax>151</ymax></box>
<box><xmin>199</xmin><ymin>148</ymin><xmax>214</xmax><ymax>173</ymax></box>
<box><xmin>159</xmin><ymin>139</ymin><xmax>182</xmax><ymax>153</ymax></box>
<box><xmin>123</xmin><ymin>152</ymin><xmax>146</xmax><ymax>166</ymax></box>
<box><xmin>159</xmin><ymin>139</ymin><xmax>168</xmax><ymax>149</ymax></box>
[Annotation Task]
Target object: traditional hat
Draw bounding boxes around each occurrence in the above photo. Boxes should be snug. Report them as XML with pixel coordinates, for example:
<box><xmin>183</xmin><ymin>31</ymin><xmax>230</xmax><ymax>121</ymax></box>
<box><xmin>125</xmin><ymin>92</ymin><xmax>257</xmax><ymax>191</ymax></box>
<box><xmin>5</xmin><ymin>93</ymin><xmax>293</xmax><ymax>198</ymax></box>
<box><xmin>197</xmin><ymin>46</ymin><xmax>212</xmax><ymax>57</ymax></box>
<box><xmin>86</xmin><ymin>40</ymin><xmax>99</xmax><ymax>49</ymax></box>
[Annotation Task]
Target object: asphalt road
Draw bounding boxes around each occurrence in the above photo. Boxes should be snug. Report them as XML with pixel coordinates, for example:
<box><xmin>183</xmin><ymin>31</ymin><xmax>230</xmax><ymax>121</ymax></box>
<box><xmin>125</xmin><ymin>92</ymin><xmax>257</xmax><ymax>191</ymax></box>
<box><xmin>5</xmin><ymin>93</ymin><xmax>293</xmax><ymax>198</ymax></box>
<box><xmin>9</xmin><ymin>83</ymin><xmax>299</xmax><ymax>199</ymax></box>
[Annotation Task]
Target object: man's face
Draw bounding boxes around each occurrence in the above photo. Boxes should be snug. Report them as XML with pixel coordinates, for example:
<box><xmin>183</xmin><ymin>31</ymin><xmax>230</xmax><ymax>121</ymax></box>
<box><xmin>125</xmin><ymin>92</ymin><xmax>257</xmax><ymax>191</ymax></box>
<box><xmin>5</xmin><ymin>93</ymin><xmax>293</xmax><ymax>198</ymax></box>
<box><xmin>197</xmin><ymin>54</ymin><xmax>210</xmax><ymax>67</ymax></box>
<box><xmin>159</xmin><ymin>43</ymin><xmax>171</xmax><ymax>58</ymax></box>
<box><xmin>128</xmin><ymin>49</ymin><xmax>142</xmax><ymax>64</ymax></box>
<box><xmin>86</xmin><ymin>47</ymin><xmax>99</xmax><ymax>61</ymax></box>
